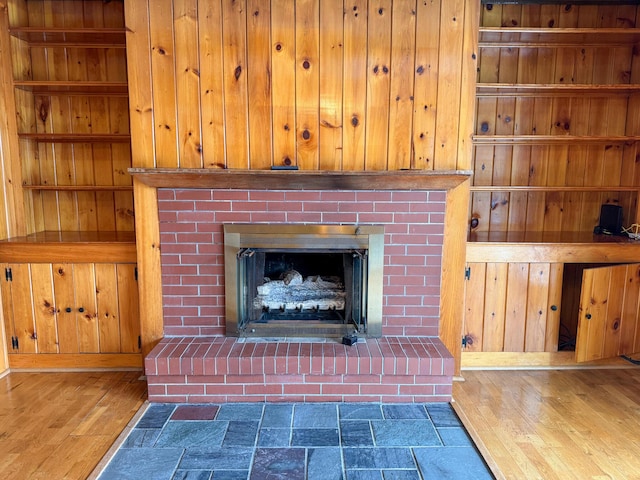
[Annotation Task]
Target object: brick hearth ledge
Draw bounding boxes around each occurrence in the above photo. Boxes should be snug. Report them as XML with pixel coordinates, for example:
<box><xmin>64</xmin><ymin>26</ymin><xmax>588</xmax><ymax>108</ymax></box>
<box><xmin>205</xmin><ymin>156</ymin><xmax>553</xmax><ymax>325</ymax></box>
<box><xmin>146</xmin><ymin>336</ymin><xmax>453</xmax><ymax>403</ymax></box>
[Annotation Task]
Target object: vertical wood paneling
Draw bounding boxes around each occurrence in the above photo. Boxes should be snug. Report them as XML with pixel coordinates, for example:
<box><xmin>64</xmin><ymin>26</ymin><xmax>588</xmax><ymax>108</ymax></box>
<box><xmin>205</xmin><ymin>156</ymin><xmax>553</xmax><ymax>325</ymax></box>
<box><xmin>247</xmin><ymin>0</ymin><xmax>273</xmax><ymax>169</ymax></box>
<box><xmin>387</xmin><ymin>0</ymin><xmax>415</xmax><ymax>171</ymax></box>
<box><xmin>503</xmin><ymin>263</ymin><xmax>528</xmax><ymax>352</ymax></box>
<box><xmin>433</xmin><ymin>0</ymin><xmax>464</xmax><ymax>170</ymax></box>
<box><xmin>53</xmin><ymin>263</ymin><xmax>78</xmax><ymax>353</ymax></box>
<box><xmin>149</xmin><ymin>0</ymin><xmax>179</xmax><ymax>167</ymax></box>
<box><xmin>30</xmin><ymin>263</ymin><xmax>58</xmax><ymax>353</ymax></box>
<box><xmin>126</xmin><ymin>0</ymin><xmax>155</xmax><ymax>168</ymax></box>
<box><xmin>174</xmin><ymin>0</ymin><xmax>203</xmax><ymax>168</ymax></box>
<box><xmin>545</xmin><ymin>263</ymin><xmax>563</xmax><ymax>352</ymax></box>
<box><xmin>222</xmin><ymin>0</ymin><xmax>249</xmax><ymax>168</ymax></box>
<box><xmin>482</xmin><ymin>262</ymin><xmax>508</xmax><ymax>352</ymax></box>
<box><xmin>270</xmin><ymin>0</ymin><xmax>295</xmax><ymax>167</ymax></box>
<box><xmin>464</xmin><ymin>262</ymin><xmax>486</xmax><ymax>352</ymax></box>
<box><xmin>412</xmin><ymin>0</ymin><xmax>441</xmax><ymax>170</ymax></box>
<box><xmin>295</xmin><ymin>0</ymin><xmax>319</xmax><ymax>170</ymax></box>
<box><xmin>117</xmin><ymin>263</ymin><xmax>140</xmax><ymax>353</ymax></box>
<box><xmin>198</xmin><ymin>0</ymin><xmax>225</xmax><ymax>168</ymax></box>
<box><xmin>318</xmin><ymin>0</ymin><xmax>343</xmax><ymax>170</ymax></box>
<box><xmin>96</xmin><ymin>264</ymin><xmax>120</xmax><ymax>353</ymax></box>
<box><xmin>342</xmin><ymin>0</ymin><xmax>367</xmax><ymax>170</ymax></box>
<box><xmin>7</xmin><ymin>264</ymin><xmax>36</xmax><ymax>353</ymax></box>
<box><xmin>525</xmin><ymin>263</ymin><xmax>550</xmax><ymax>352</ymax></box>
<box><xmin>364</xmin><ymin>0</ymin><xmax>391</xmax><ymax>171</ymax></box>
<box><xmin>74</xmin><ymin>263</ymin><xmax>98</xmax><ymax>353</ymax></box>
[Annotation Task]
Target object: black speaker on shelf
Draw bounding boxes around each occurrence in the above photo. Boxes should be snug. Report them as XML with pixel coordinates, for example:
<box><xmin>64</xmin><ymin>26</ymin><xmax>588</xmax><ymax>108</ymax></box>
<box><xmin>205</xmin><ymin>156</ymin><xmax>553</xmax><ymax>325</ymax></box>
<box><xmin>594</xmin><ymin>204</ymin><xmax>623</xmax><ymax>235</ymax></box>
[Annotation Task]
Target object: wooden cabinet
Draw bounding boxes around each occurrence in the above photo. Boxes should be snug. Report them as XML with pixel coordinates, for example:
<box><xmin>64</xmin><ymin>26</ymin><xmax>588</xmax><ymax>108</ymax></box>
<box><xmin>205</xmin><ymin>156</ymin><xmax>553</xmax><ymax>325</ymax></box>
<box><xmin>2</xmin><ymin>262</ymin><xmax>140</xmax><ymax>368</ymax></box>
<box><xmin>0</xmin><ymin>231</ymin><xmax>140</xmax><ymax>369</ymax></box>
<box><xmin>2</xmin><ymin>262</ymin><xmax>139</xmax><ymax>355</ymax></box>
<box><xmin>463</xmin><ymin>261</ymin><xmax>563</xmax><ymax>354</ymax></box>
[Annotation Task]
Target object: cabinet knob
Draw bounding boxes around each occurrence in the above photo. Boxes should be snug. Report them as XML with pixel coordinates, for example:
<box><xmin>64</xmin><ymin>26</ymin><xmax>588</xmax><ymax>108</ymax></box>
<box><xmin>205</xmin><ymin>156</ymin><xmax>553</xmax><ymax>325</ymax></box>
<box><xmin>65</xmin><ymin>307</ymin><xmax>72</xmax><ymax>313</ymax></box>
<box><xmin>586</xmin><ymin>313</ymin><xmax>592</xmax><ymax>320</ymax></box>
<box><xmin>78</xmin><ymin>307</ymin><xmax>85</xmax><ymax>313</ymax></box>
<box><xmin>550</xmin><ymin>305</ymin><xmax>558</xmax><ymax>311</ymax></box>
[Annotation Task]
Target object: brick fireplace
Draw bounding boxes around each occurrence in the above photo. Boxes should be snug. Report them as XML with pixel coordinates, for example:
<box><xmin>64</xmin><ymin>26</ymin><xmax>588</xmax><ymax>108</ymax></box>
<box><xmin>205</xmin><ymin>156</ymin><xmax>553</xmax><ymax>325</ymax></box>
<box><xmin>142</xmin><ymin>171</ymin><xmax>462</xmax><ymax>403</ymax></box>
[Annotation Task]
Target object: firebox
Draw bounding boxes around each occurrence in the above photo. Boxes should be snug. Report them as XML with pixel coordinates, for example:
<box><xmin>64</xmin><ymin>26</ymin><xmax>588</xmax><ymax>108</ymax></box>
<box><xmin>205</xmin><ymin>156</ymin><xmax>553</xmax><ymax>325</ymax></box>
<box><xmin>224</xmin><ymin>224</ymin><xmax>384</xmax><ymax>338</ymax></box>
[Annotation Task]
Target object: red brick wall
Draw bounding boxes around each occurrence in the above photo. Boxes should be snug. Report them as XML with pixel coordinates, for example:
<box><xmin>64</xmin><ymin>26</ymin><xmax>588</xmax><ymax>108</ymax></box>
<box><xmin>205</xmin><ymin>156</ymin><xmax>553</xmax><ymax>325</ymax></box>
<box><xmin>157</xmin><ymin>188</ymin><xmax>446</xmax><ymax>338</ymax></box>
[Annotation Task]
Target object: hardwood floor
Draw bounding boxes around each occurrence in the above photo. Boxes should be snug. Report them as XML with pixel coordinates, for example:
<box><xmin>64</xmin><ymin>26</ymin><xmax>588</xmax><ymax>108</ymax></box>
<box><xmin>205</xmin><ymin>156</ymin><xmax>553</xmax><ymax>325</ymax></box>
<box><xmin>0</xmin><ymin>371</ymin><xmax>147</xmax><ymax>480</ymax></box>
<box><xmin>453</xmin><ymin>368</ymin><xmax>640</xmax><ymax>480</ymax></box>
<box><xmin>3</xmin><ymin>368</ymin><xmax>640</xmax><ymax>479</ymax></box>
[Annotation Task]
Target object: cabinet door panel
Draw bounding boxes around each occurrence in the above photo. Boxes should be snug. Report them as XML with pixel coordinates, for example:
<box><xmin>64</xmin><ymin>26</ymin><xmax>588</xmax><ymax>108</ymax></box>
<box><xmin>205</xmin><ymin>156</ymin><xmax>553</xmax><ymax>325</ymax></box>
<box><xmin>74</xmin><ymin>264</ymin><xmax>99</xmax><ymax>353</ymax></box>
<box><xmin>117</xmin><ymin>264</ymin><xmax>140</xmax><ymax>353</ymax></box>
<box><xmin>30</xmin><ymin>264</ymin><xmax>58</xmax><ymax>353</ymax></box>
<box><xmin>96</xmin><ymin>264</ymin><xmax>121</xmax><ymax>353</ymax></box>
<box><xmin>576</xmin><ymin>263</ymin><xmax>640</xmax><ymax>363</ymax></box>
<box><xmin>464</xmin><ymin>262</ymin><xmax>563</xmax><ymax>353</ymax></box>
<box><xmin>53</xmin><ymin>264</ymin><xmax>78</xmax><ymax>353</ymax></box>
<box><xmin>463</xmin><ymin>262</ymin><xmax>486</xmax><ymax>352</ymax></box>
<box><xmin>8</xmin><ymin>264</ymin><xmax>37</xmax><ymax>353</ymax></box>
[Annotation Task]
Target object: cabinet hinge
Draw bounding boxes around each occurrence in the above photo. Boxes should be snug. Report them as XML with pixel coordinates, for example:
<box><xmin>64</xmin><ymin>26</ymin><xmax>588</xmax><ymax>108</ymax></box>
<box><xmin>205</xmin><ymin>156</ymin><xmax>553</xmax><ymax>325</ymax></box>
<box><xmin>464</xmin><ymin>267</ymin><xmax>471</xmax><ymax>280</ymax></box>
<box><xmin>462</xmin><ymin>334</ymin><xmax>473</xmax><ymax>348</ymax></box>
<box><xmin>138</xmin><ymin>335</ymin><xmax>142</xmax><ymax>350</ymax></box>
<box><xmin>135</xmin><ymin>267</ymin><xmax>138</xmax><ymax>281</ymax></box>
<box><xmin>5</xmin><ymin>267</ymin><xmax>12</xmax><ymax>282</ymax></box>
<box><xmin>11</xmin><ymin>336</ymin><xmax>18</xmax><ymax>350</ymax></box>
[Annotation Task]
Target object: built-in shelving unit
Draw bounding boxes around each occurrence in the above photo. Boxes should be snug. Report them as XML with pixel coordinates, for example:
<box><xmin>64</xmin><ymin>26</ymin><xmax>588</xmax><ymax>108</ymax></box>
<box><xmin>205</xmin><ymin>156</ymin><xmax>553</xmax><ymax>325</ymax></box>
<box><xmin>0</xmin><ymin>0</ymin><xmax>139</xmax><ymax>369</ymax></box>
<box><xmin>465</xmin><ymin>2</ymin><xmax>640</xmax><ymax>367</ymax></box>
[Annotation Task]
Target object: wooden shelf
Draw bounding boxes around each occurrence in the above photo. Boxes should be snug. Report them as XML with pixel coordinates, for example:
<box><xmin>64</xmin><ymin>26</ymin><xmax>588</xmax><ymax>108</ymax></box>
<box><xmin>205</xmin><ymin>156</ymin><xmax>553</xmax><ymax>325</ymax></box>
<box><xmin>0</xmin><ymin>230</ymin><xmax>137</xmax><ymax>263</ymax></box>
<box><xmin>467</xmin><ymin>231</ymin><xmax>640</xmax><ymax>263</ymax></box>
<box><xmin>470</xmin><ymin>186</ymin><xmax>639</xmax><ymax>193</ymax></box>
<box><xmin>472</xmin><ymin>135</ymin><xmax>640</xmax><ymax>146</ymax></box>
<box><xmin>9</xmin><ymin>27</ymin><xmax>126</xmax><ymax>47</ymax></box>
<box><xmin>22</xmin><ymin>185</ymin><xmax>133</xmax><ymax>191</ymax></box>
<box><xmin>18</xmin><ymin>133</ymin><xmax>131</xmax><ymax>143</ymax></box>
<box><xmin>13</xmin><ymin>81</ymin><xmax>128</xmax><ymax>96</ymax></box>
<box><xmin>479</xmin><ymin>27</ymin><xmax>640</xmax><ymax>47</ymax></box>
<box><xmin>476</xmin><ymin>83</ymin><xmax>640</xmax><ymax>97</ymax></box>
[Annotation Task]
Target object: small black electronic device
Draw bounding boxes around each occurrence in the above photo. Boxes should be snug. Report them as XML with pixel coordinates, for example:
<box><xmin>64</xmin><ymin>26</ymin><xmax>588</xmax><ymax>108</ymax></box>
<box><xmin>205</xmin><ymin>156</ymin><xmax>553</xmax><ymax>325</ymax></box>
<box><xmin>593</xmin><ymin>204</ymin><xmax>623</xmax><ymax>235</ymax></box>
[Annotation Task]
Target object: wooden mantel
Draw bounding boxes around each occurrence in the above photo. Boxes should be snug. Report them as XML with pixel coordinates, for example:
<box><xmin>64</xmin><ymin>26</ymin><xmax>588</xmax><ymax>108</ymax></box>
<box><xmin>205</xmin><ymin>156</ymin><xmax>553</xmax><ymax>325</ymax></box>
<box><xmin>129</xmin><ymin>168</ymin><xmax>472</xmax><ymax>191</ymax></box>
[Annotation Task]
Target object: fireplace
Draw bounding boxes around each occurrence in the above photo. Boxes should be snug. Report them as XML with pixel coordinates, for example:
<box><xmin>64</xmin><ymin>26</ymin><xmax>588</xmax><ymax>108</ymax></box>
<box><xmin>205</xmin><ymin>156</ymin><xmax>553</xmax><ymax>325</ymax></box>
<box><xmin>224</xmin><ymin>224</ymin><xmax>384</xmax><ymax>338</ymax></box>
<box><xmin>141</xmin><ymin>174</ymin><xmax>462</xmax><ymax>403</ymax></box>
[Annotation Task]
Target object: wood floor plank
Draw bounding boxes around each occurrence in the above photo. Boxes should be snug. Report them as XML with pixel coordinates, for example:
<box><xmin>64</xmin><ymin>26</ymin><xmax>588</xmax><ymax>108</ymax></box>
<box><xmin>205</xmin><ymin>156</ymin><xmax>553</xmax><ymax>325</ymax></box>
<box><xmin>454</xmin><ymin>369</ymin><xmax>640</xmax><ymax>480</ymax></box>
<box><xmin>0</xmin><ymin>371</ymin><xmax>146</xmax><ymax>480</ymax></box>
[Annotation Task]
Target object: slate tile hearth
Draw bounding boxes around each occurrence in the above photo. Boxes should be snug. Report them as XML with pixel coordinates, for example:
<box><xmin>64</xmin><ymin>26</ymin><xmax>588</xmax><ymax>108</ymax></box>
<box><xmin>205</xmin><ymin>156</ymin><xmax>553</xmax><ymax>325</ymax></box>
<box><xmin>97</xmin><ymin>403</ymin><xmax>493</xmax><ymax>480</ymax></box>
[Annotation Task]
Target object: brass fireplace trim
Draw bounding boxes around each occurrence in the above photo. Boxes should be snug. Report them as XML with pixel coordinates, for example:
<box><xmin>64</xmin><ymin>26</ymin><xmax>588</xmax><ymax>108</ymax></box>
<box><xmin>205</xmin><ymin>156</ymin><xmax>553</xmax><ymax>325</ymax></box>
<box><xmin>224</xmin><ymin>224</ymin><xmax>384</xmax><ymax>338</ymax></box>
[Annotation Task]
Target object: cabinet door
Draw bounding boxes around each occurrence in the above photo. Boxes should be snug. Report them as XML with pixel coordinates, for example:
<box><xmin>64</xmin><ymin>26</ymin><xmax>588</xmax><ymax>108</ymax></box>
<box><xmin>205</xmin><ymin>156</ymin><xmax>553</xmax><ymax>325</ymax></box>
<box><xmin>2</xmin><ymin>262</ymin><xmax>140</xmax><ymax>356</ymax></box>
<box><xmin>463</xmin><ymin>262</ymin><xmax>563</xmax><ymax>352</ymax></box>
<box><xmin>1</xmin><ymin>264</ymin><xmax>37</xmax><ymax>353</ymax></box>
<box><xmin>576</xmin><ymin>263</ymin><xmax>640</xmax><ymax>363</ymax></box>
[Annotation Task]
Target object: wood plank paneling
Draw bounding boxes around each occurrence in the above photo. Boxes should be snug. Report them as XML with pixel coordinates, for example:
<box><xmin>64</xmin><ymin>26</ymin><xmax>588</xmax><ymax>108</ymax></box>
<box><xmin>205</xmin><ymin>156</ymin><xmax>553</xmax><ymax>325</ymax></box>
<box><xmin>247</xmin><ymin>0</ymin><xmax>272</xmax><ymax>170</ymax></box>
<box><xmin>125</xmin><ymin>0</ymin><xmax>474</xmax><ymax>172</ymax></box>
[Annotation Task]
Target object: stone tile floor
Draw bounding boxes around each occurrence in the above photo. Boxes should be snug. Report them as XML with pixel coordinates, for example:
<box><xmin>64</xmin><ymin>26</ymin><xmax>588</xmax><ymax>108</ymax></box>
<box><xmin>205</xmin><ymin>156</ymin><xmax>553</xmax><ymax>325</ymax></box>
<box><xmin>96</xmin><ymin>403</ymin><xmax>493</xmax><ymax>480</ymax></box>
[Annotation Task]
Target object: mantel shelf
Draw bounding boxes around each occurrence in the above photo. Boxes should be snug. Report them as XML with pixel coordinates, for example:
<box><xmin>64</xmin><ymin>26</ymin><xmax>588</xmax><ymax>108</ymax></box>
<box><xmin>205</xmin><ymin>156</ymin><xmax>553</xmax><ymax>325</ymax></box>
<box><xmin>477</xmin><ymin>83</ymin><xmax>640</xmax><ymax>97</ymax></box>
<box><xmin>129</xmin><ymin>168</ymin><xmax>473</xmax><ymax>191</ymax></box>
<box><xmin>13</xmin><ymin>81</ymin><xmax>128</xmax><ymax>96</ymax></box>
<box><xmin>9</xmin><ymin>27</ymin><xmax>126</xmax><ymax>47</ymax></box>
<box><xmin>473</xmin><ymin>135</ymin><xmax>640</xmax><ymax>146</ymax></box>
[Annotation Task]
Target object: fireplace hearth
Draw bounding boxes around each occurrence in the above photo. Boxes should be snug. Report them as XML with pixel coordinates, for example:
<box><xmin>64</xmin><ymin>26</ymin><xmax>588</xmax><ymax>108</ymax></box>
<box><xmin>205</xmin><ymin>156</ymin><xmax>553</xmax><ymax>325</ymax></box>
<box><xmin>224</xmin><ymin>224</ymin><xmax>384</xmax><ymax>338</ymax></box>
